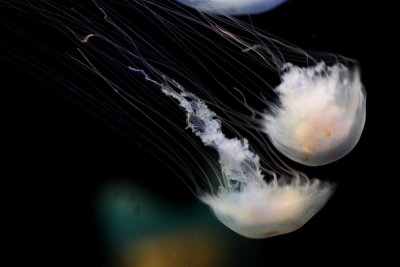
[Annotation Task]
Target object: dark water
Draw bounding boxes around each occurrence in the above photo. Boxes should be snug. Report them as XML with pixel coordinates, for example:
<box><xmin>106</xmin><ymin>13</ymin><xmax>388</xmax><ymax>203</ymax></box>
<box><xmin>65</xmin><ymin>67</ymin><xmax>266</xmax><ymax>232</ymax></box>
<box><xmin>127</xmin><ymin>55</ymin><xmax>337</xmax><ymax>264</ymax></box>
<box><xmin>1</xmin><ymin>0</ymin><xmax>390</xmax><ymax>266</ymax></box>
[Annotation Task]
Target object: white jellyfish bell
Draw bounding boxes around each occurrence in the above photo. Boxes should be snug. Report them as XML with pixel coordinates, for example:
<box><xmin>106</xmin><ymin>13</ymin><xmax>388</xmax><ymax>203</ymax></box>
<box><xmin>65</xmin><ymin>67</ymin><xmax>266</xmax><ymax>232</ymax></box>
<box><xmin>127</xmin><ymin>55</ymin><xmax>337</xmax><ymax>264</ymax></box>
<box><xmin>203</xmin><ymin>179</ymin><xmax>333</xmax><ymax>238</ymax></box>
<box><xmin>176</xmin><ymin>0</ymin><xmax>288</xmax><ymax>15</ymax></box>
<box><xmin>263</xmin><ymin>62</ymin><xmax>366</xmax><ymax>166</ymax></box>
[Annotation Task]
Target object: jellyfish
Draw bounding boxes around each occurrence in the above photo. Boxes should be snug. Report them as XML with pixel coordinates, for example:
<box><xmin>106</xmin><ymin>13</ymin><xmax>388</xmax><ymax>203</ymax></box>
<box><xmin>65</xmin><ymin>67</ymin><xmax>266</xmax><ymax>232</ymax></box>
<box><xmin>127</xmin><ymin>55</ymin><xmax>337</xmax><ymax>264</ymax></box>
<box><xmin>176</xmin><ymin>0</ymin><xmax>366</xmax><ymax>166</ymax></box>
<box><xmin>7</xmin><ymin>0</ymin><xmax>365</xmax><ymax>238</ymax></box>
<box><xmin>176</xmin><ymin>0</ymin><xmax>288</xmax><ymax>15</ymax></box>
<box><xmin>133</xmin><ymin>73</ymin><xmax>335</xmax><ymax>238</ymax></box>
<box><xmin>262</xmin><ymin>62</ymin><xmax>366</xmax><ymax>166</ymax></box>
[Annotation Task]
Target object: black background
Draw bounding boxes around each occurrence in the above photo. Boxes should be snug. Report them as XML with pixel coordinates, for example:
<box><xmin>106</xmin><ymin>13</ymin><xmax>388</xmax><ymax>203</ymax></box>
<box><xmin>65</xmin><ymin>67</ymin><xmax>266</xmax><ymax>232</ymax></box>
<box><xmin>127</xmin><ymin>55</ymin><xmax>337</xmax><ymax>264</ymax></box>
<box><xmin>1</xmin><ymin>0</ymin><xmax>393</xmax><ymax>266</ymax></box>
